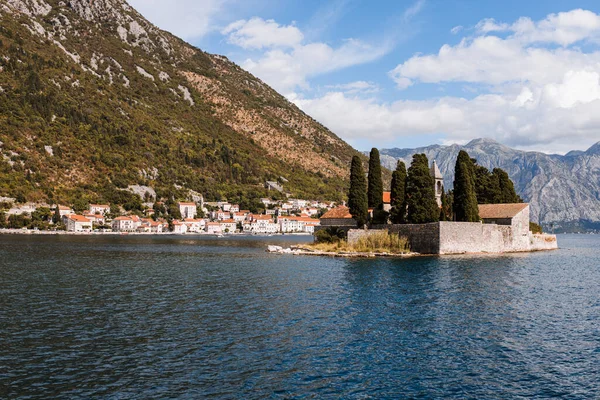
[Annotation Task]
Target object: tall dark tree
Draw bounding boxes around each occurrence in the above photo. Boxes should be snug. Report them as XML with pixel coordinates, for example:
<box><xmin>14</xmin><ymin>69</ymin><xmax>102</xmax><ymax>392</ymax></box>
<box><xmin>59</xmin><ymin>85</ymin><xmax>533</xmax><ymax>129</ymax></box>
<box><xmin>389</xmin><ymin>160</ymin><xmax>407</xmax><ymax>224</ymax></box>
<box><xmin>348</xmin><ymin>155</ymin><xmax>368</xmax><ymax>227</ymax></box>
<box><xmin>453</xmin><ymin>150</ymin><xmax>480</xmax><ymax>222</ymax></box>
<box><xmin>493</xmin><ymin>168</ymin><xmax>522</xmax><ymax>203</ymax></box>
<box><xmin>472</xmin><ymin>161</ymin><xmax>500</xmax><ymax>204</ymax></box>
<box><xmin>406</xmin><ymin>154</ymin><xmax>439</xmax><ymax>224</ymax></box>
<box><xmin>367</xmin><ymin>148</ymin><xmax>383</xmax><ymax>209</ymax></box>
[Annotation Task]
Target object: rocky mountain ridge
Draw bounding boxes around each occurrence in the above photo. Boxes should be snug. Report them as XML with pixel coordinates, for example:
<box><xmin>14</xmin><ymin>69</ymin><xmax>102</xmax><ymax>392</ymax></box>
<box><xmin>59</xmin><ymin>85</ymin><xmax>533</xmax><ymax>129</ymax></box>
<box><xmin>378</xmin><ymin>139</ymin><xmax>600</xmax><ymax>231</ymax></box>
<box><xmin>0</xmin><ymin>0</ymin><xmax>359</xmax><ymax>206</ymax></box>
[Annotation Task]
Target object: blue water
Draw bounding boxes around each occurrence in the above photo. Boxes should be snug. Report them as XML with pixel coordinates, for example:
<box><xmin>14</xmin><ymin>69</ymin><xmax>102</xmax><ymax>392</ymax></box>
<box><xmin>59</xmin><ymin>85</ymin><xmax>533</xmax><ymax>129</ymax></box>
<box><xmin>0</xmin><ymin>234</ymin><xmax>598</xmax><ymax>399</ymax></box>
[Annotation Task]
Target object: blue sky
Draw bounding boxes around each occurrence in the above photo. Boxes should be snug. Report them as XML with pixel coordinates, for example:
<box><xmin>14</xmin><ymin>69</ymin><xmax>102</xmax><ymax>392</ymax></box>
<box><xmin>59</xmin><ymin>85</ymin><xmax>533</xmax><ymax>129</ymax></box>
<box><xmin>130</xmin><ymin>0</ymin><xmax>600</xmax><ymax>154</ymax></box>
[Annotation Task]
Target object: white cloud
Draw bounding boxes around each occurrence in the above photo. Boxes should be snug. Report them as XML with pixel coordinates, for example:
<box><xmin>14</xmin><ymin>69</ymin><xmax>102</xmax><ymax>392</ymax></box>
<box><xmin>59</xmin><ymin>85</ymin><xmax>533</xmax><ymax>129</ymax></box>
<box><xmin>294</xmin><ymin>66</ymin><xmax>600</xmax><ymax>153</ymax></box>
<box><xmin>222</xmin><ymin>18</ymin><xmax>303</xmax><ymax>49</ymax></box>
<box><xmin>240</xmin><ymin>36</ymin><xmax>391</xmax><ymax>93</ymax></box>
<box><xmin>477</xmin><ymin>9</ymin><xmax>600</xmax><ymax>46</ymax></box>
<box><xmin>450</xmin><ymin>25</ymin><xmax>463</xmax><ymax>35</ymax></box>
<box><xmin>128</xmin><ymin>0</ymin><xmax>227</xmax><ymax>40</ymax></box>
<box><xmin>326</xmin><ymin>81</ymin><xmax>380</xmax><ymax>94</ymax></box>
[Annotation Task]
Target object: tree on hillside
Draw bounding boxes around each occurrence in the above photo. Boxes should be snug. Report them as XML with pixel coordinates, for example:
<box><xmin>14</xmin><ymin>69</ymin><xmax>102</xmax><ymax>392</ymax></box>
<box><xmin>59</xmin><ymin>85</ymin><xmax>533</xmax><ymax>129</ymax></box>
<box><xmin>406</xmin><ymin>154</ymin><xmax>439</xmax><ymax>224</ymax></box>
<box><xmin>367</xmin><ymin>148</ymin><xmax>383</xmax><ymax>209</ymax></box>
<box><xmin>389</xmin><ymin>160</ymin><xmax>407</xmax><ymax>224</ymax></box>
<box><xmin>493</xmin><ymin>168</ymin><xmax>522</xmax><ymax>203</ymax></box>
<box><xmin>453</xmin><ymin>150</ymin><xmax>480</xmax><ymax>222</ymax></box>
<box><xmin>348</xmin><ymin>155</ymin><xmax>368</xmax><ymax>227</ymax></box>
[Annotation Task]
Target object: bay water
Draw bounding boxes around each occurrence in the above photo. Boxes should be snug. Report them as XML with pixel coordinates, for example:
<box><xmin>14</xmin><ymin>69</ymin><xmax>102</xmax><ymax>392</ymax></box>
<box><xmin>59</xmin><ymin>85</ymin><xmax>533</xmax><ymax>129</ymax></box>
<box><xmin>1</xmin><ymin>234</ymin><xmax>599</xmax><ymax>398</ymax></box>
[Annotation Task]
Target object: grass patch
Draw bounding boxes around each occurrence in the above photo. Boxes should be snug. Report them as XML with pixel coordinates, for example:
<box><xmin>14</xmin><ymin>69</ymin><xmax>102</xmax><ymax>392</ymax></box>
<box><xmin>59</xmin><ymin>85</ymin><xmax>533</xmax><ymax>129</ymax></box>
<box><xmin>308</xmin><ymin>230</ymin><xmax>410</xmax><ymax>254</ymax></box>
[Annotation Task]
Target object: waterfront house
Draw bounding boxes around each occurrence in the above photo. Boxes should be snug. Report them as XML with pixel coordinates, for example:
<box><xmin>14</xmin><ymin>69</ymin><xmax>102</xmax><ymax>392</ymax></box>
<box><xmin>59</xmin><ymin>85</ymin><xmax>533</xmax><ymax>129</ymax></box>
<box><xmin>320</xmin><ymin>206</ymin><xmax>356</xmax><ymax>227</ymax></box>
<box><xmin>231</xmin><ymin>212</ymin><xmax>247</xmax><ymax>222</ymax></box>
<box><xmin>66</xmin><ymin>214</ymin><xmax>92</xmax><ymax>232</ymax></box>
<box><xmin>184</xmin><ymin>218</ymin><xmax>205</xmax><ymax>233</ymax></box>
<box><xmin>219</xmin><ymin>219</ymin><xmax>237</xmax><ymax>233</ymax></box>
<box><xmin>178</xmin><ymin>202</ymin><xmax>197</xmax><ymax>219</ymax></box>
<box><xmin>205</xmin><ymin>222</ymin><xmax>222</xmax><ymax>234</ymax></box>
<box><xmin>84</xmin><ymin>214</ymin><xmax>105</xmax><ymax>226</ymax></box>
<box><xmin>172</xmin><ymin>220</ymin><xmax>188</xmax><ymax>234</ymax></box>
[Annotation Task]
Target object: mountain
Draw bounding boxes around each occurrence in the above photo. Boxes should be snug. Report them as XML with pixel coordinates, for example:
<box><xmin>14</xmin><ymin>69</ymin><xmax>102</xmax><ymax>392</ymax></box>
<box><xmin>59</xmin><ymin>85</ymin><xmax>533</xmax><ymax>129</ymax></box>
<box><xmin>378</xmin><ymin>139</ymin><xmax>600</xmax><ymax>232</ymax></box>
<box><xmin>0</xmin><ymin>0</ymin><xmax>360</xmax><ymax>208</ymax></box>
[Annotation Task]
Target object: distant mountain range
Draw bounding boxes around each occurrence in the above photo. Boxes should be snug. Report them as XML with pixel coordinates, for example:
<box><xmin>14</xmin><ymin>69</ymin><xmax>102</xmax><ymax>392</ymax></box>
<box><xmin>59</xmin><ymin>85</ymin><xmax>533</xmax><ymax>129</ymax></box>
<box><xmin>377</xmin><ymin>139</ymin><xmax>600</xmax><ymax>232</ymax></box>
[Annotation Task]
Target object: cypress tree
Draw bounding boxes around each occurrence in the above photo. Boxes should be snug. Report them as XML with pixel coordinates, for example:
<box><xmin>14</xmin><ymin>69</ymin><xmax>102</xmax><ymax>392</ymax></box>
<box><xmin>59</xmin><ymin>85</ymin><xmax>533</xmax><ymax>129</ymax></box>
<box><xmin>389</xmin><ymin>160</ymin><xmax>407</xmax><ymax>224</ymax></box>
<box><xmin>453</xmin><ymin>150</ymin><xmax>480</xmax><ymax>222</ymax></box>
<box><xmin>493</xmin><ymin>168</ymin><xmax>521</xmax><ymax>203</ymax></box>
<box><xmin>406</xmin><ymin>154</ymin><xmax>439</xmax><ymax>224</ymax></box>
<box><xmin>367</xmin><ymin>148</ymin><xmax>383</xmax><ymax>209</ymax></box>
<box><xmin>348</xmin><ymin>155</ymin><xmax>368</xmax><ymax>227</ymax></box>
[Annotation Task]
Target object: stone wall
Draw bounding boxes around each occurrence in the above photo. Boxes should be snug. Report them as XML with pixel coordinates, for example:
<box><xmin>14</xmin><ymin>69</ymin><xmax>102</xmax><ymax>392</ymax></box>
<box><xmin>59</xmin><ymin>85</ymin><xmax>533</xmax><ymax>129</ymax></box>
<box><xmin>366</xmin><ymin>223</ymin><xmax>440</xmax><ymax>254</ymax></box>
<box><xmin>347</xmin><ymin>221</ymin><xmax>558</xmax><ymax>255</ymax></box>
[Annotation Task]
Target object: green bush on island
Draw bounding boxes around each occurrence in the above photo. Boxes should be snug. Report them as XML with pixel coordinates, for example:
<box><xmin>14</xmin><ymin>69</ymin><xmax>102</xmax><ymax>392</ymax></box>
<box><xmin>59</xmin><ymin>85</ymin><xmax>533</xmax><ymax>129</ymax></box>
<box><xmin>529</xmin><ymin>222</ymin><xmax>543</xmax><ymax>234</ymax></box>
<box><xmin>315</xmin><ymin>227</ymin><xmax>347</xmax><ymax>243</ymax></box>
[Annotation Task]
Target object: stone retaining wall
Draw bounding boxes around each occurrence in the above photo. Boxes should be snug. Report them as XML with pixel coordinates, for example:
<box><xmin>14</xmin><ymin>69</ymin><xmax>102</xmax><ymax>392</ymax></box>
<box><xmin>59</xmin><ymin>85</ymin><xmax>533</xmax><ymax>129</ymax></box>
<box><xmin>348</xmin><ymin>222</ymin><xmax>558</xmax><ymax>255</ymax></box>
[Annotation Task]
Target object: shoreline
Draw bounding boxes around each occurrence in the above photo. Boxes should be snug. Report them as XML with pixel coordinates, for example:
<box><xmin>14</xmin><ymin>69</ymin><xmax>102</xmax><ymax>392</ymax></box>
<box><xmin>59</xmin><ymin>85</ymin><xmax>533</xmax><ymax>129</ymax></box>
<box><xmin>0</xmin><ymin>229</ymin><xmax>312</xmax><ymax>237</ymax></box>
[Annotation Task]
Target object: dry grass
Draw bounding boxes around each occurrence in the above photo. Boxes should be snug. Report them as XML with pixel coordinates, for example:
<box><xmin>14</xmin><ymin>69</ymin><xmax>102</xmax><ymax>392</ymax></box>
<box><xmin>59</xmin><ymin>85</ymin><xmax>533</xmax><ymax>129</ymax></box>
<box><xmin>307</xmin><ymin>231</ymin><xmax>410</xmax><ymax>254</ymax></box>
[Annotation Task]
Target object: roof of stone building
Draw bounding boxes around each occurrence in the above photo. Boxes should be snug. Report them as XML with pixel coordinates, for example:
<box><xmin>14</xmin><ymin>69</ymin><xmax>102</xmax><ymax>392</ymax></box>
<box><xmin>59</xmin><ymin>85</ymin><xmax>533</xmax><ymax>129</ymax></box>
<box><xmin>478</xmin><ymin>203</ymin><xmax>529</xmax><ymax>219</ymax></box>
<box><xmin>321</xmin><ymin>206</ymin><xmax>353</xmax><ymax>219</ymax></box>
<box><xmin>430</xmin><ymin>160</ymin><xmax>443</xmax><ymax>179</ymax></box>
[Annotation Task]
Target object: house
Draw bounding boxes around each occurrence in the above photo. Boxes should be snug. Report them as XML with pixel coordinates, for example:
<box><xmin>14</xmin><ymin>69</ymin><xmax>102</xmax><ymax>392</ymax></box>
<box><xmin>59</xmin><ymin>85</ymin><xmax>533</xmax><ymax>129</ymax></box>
<box><xmin>178</xmin><ymin>202</ymin><xmax>197</xmax><ymax>219</ymax></box>
<box><xmin>172</xmin><ymin>220</ymin><xmax>188</xmax><ymax>234</ymax></box>
<box><xmin>89</xmin><ymin>204</ymin><xmax>110</xmax><ymax>216</ymax></box>
<box><xmin>56</xmin><ymin>205</ymin><xmax>74</xmax><ymax>218</ymax></box>
<box><xmin>65</xmin><ymin>214</ymin><xmax>92</xmax><ymax>232</ymax></box>
<box><xmin>320</xmin><ymin>206</ymin><xmax>357</xmax><ymax>227</ymax></box>
<box><xmin>184</xmin><ymin>218</ymin><xmax>205</xmax><ymax>233</ymax></box>
<box><xmin>230</xmin><ymin>204</ymin><xmax>240</xmax><ymax>213</ymax></box>
<box><xmin>111</xmin><ymin>216</ymin><xmax>141</xmax><ymax>232</ymax></box>
<box><xmin>139</xmin><ymin>219</ymin><xmax>166</xmax><ymax>233</ymax></box>
<box><xmin>84</xmin><ymin>214</ymin><xmax>105</xmax><ymax>226</ymax></box>
<box><xmin>279</xmin><ymin>216</ymin><xmax>320</xmax><ymax>233</ymax></box>
<box><xmin>383</xmin><ymin>192</ymin><xmax>392</xmax><ymax>212</ymax></box>
<box><xmin>219</xmin><ymin>219</ymin><xmax>237</xmax><ymax>233</ymax></box>
<box><xmin>216</xmin><ymin>211</ymin><xmax>227</xmax><ymax>221</ymax></box>
<box><xmin>231</xmin><ymin>212</ymin><xmax>247</xmax><ymax>222</ymax></box>
<box><xmin>222</xmin><ymin>203</ymin><xmax>232</xmax><ymax>212</ymax></box>
<box><xmin>205</xmin><ymin>222</ymin><xmax>222</xmax><ymax>234</ymax></box>
<box><xmin>478</xmin><ymin>203</ymin><xmax>530</xmax><ymax>236</ymax></box>
<box><xmin>245</xmin><ymin>216</ymin><xmax>279</xmax><ymax>234</ymax></box>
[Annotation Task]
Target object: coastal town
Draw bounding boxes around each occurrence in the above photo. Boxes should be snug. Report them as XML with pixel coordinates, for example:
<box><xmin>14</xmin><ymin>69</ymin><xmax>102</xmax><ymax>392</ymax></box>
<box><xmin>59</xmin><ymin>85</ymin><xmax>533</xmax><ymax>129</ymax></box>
<box><xmin>0</xmin><ymin>195</ymin><xmax>334</xmax><ymax>235</ymax></box>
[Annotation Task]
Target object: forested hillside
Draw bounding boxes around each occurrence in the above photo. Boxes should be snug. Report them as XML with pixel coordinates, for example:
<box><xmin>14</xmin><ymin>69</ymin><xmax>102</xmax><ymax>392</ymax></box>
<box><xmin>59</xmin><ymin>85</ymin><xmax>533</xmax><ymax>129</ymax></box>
<box><xmin>0</xmin><ymin>0</ymin><xmax>361</xmax><ymax>209</ymax></box>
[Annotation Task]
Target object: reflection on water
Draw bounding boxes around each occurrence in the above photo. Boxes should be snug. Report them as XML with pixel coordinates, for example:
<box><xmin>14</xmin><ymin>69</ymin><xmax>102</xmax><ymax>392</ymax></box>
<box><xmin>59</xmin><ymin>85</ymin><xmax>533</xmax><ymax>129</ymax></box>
<box><xmin>0</xmin><ymin>234</ymin><xmax>598</xmax><ymax>398</ymax></box>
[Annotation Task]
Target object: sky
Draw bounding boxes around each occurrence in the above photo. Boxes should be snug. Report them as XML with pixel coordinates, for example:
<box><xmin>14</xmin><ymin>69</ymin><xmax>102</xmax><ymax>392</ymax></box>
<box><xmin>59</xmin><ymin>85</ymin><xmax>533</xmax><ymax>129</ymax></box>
<box><xmin>128</xmin><ymin>0</ymin><xmax>600</xmax><ymax>154</ymax></box>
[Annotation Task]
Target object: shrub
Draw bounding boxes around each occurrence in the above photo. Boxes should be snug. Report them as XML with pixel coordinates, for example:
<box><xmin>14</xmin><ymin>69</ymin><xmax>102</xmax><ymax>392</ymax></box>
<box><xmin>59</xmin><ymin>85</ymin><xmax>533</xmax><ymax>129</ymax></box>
<box><xmin>529</xmin><ymin>222</ymin><xmax>543</xmax><ymax>234</ymax></box>
<box><xmin>353</xmin><ymin>231</ymin><xmax>409</xmax><ymax>254</ymax></box>
<box><xmin>315</xmin><ymin>227</ymin><xmax>346</xmax><ymax>243</ymax></box>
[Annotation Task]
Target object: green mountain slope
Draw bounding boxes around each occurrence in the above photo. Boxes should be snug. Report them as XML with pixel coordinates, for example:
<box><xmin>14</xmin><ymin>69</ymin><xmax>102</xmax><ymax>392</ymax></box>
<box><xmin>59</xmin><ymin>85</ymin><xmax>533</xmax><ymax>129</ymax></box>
<box><xmin>0</xmin><ymin>0</ymin><xmax>361</xmax><ymax>208</ymax></box>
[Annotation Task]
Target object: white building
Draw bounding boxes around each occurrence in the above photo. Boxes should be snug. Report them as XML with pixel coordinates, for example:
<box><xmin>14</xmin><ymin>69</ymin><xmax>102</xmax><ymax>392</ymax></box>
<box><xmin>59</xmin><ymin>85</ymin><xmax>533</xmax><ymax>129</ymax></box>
<box><xmin>172</xmin><ymin>220</ymin><xmax>188</xmax><ymax>234</ymax></box>
<box><xmin>178</xmin><ymin>202</ymin><xmax>197</xmax><ymax>219</ymax></box>
<box><xmin>279</xmin><ymin>217</ymin><xmax>320</xmax><ymax>233</ymax></box>
<box><xmin>65</xmin><ymin>214</ymin><xmax>92</xmax><ymax>232</ymax></box>
<box><xmin>245</xmin><ymin>216</ymin><xmax>279</xmax><ymax>234</ymax></box>
<box><xmin>219</xmin><ymin>219</ymin><xmax>237</xmax><ymax>233</ymax></box>
<box><xmin>184</xmin><ymin>218</ymin><xmax>205</xmax><ymax>233</ymax></box>
<box><xmin>205</xmin><ymin>222</ymin><xmax>222</xmax><ymax>234</ymax></box>
<box><xmin>56</xmin><ymin>205</ymin><xmax>74</xmax><ymax>218</ymax></box>
<box><xmin>89</xmin><ymin>204</ymin><xmax>110</xmax><ymax>216</ymax></box>
<box><xmin>111</xmin><ymin>216</ymin><xmax>142</xmax><ymax>232</ymax></box>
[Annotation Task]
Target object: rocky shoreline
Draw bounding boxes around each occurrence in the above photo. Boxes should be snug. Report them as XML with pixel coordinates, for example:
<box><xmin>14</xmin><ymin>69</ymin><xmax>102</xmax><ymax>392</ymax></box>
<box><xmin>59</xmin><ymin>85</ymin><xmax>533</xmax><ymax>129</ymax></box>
<box><xmin>266</xmin><ymin>245</ymin><xmax>417</xmax><ymax>258</ymax></box>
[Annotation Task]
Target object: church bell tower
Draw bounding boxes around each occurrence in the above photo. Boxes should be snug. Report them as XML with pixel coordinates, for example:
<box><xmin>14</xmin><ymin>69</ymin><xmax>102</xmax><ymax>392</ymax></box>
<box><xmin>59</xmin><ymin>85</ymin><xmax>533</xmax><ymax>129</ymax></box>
<box><xmin>430</xmin><ymin>160</ymin><xmax>444</xmax><ymax>207</ymax></box>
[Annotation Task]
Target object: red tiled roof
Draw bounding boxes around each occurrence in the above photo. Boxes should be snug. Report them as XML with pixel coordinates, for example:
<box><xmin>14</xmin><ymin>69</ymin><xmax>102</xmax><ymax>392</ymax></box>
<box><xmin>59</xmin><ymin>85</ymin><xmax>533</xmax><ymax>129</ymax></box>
<box><xmin>67</xmin><ymin>215</ymin><xmax>91</xmax><ymax>223</ymax></box>
<box><xmin>178</xmin><ymin>202</ymin><xmax>196</xmax><ymax>206</ymax></box>
<box><xmin>478</xmin><ymin>203</ymin><xmax>529</xmax><ymax>219</ymax></box>
<box><xmin>321</xmin><ymin>206</ymin><xmax>353</xmax><ymax>219</ymax></box>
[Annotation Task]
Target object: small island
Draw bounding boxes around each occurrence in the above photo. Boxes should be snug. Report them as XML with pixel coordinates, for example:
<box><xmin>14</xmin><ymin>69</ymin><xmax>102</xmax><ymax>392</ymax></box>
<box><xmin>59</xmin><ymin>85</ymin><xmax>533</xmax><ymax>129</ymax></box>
<box><xmin>271</xmin><ymin>148</ymin><xmax>558</xmax><ymax>256</ymax></box>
